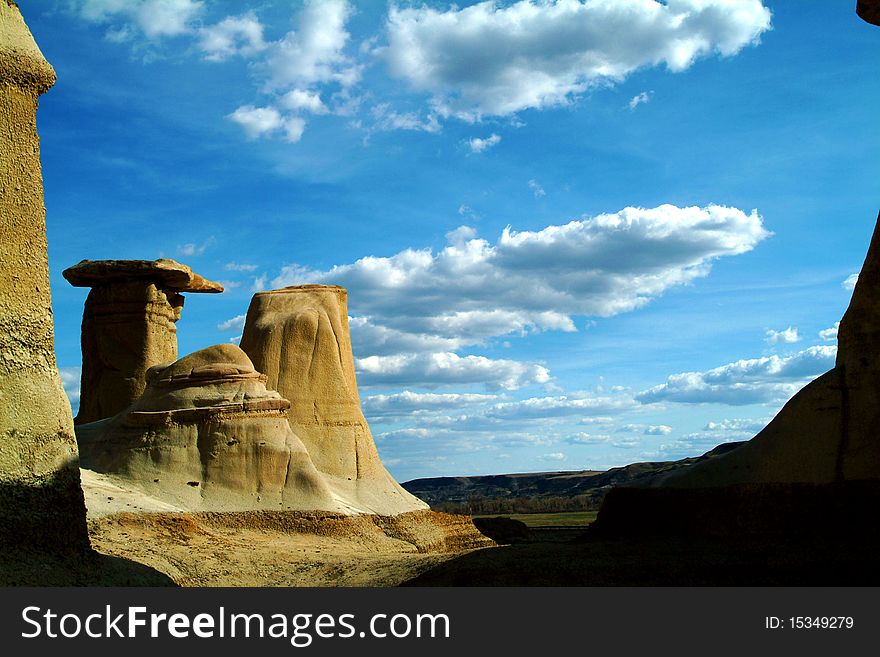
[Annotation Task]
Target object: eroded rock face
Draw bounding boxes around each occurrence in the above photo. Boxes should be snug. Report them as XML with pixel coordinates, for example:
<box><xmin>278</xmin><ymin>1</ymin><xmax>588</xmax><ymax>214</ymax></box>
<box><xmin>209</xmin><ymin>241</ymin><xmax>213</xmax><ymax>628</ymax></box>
<box><xmin>76</xmin><ymin>344</ymin><xmax>345</xmax><ymax>512</ymax></box>
<box><xmin>654</xmin><ymin>213</ymin><xmax>880</xmax><ymax>490</ymax></box>
<box><xmin>63</xmin><ymin>258</ymin><xmax>223</xmax><ymax>424</ymax></box>
<box><xmin>0</xmin><ymin>1</ymin><xmax>89</xmax><ymax>553</ymax></box>
<box><xmin>240</xmin><ymin>285</ymin><xmax>428</xmax><ymax>515</ymax></box>
<box><xmin>858</xmin><ymin>0</ymin><xmax>880</xmax><ymax>26</ymax></box>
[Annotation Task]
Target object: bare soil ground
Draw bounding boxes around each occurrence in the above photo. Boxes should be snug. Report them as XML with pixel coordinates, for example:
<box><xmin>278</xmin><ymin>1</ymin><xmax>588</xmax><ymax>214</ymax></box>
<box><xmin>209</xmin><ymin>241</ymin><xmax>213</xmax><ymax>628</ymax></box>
<box><xmin>87</xmin><ymin>510</ymin><xmax>493</xmax><ymax>587</ymax></box>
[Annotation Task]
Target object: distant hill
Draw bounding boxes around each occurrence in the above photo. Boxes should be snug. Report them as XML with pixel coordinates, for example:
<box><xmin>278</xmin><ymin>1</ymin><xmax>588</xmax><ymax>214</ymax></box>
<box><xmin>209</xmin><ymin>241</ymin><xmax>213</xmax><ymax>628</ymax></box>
<box><xmin>401</xmin><ymin>442</ymin><xmax>744</xmax><ymax>513</ymax></box>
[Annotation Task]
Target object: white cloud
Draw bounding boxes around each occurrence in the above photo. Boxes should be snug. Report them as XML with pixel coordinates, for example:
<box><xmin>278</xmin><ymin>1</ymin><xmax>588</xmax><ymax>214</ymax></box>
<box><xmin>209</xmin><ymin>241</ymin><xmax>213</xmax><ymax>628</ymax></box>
<box><xmin>362</xmin><ymin>391</ymin><xmax>499</xmax><ymax>417</ymax></box>
<box><xmin>227</xmin><ymin>106</ymin><xmax>305</xmax><ymax>142</ymax></box>
<box><xmin>637</xmin><ymin>345</ymin><xmax>837</xmax><ymax>405</ymax></box>
<box><xmin>217</xmin><ymin>314</ymin><xmax>246</xmax><ymax>332</ymax></box>
<box><xmin>59</xmin><ymin>367</ymin><xmax>82</xmax><ymax>406</ymax></box>
<box><xmin>252</xmin><ymin>274</ymin><xmax>268</xmax><ymax>292</ymax></box>
<box><xmin>176</xmin><ymin>236</ymin><xmax>213</xmax><ymax>257</ymax></box>
<box><xmin>279</xmin><ymin>89</ymin><xmax>329</xmax><ymax>115</ymax></box>
<box><xmin>264</xmin><ymin>0</ymin><xmax>359</xmax><ymax>91</ymax></box>
<box><xmin>703</xmin><ymin>418</ymin><xmax>769</xmax><ymax>434</ymax></box>
<box><xmin>349</xmin><ymin>316</ymin><xmax>466</xmax><ymax>357</ymax></box>
<box><xmin>568</xmin><ymin>432</ymin><xmax>612</xmax><ymax>444</ymax></box>
<box><xmin>355</xmin><ymin>352</ymin><xmax>550</xmax><ymax>391</ymax></box>
<box><xmin>274</xmin><ymin>204</ymin><xmax>769</xmax><ymax>358</ymax></box>
<box><xmin>370</xmin><ymin>104</ymin><xmax>441</xmax><ymax>133</ymax></box>
<box><xmin>198</xmin><ymin>12</ymin><xmax>266</xmax><ymax>61</ymax></box>
<box><xmin>819</xmin><ymin>322</ymin><xmax>840</xmax><ymax>342</ymax></box>
<box><xmin>468</xmin><ymin>133</ymin><xmax>501</xmax><ymax>153</ymax></box>
<box><xmin>843</xmin><ymin>273</ymin><xmax>859</xmax><ymax>291</ymax></box>
<box><xmin>765</xmin><ymin>326</ymin><xmax>800</xmax><ymax>345</ymax></box>
<box><xmin>78</xmin><ymin>0</ymin><xmax>204</xmax><ymax>39</ymax></box>
<box><xmin>528</xmin><ymin>179</ymin><xmax>546</xmax><ymax>197</ymax></box>
<box><xmin>628</xmin><ymin>90</ymin><xmax>652</xmax><ymax>109</ymax></box>
<box><xmin>619</xmin><ymin>422</ymin><xmax>671</xmax><ymax>435</ymax></box>
<box><xmin>645</xmin><ymin>424</ymin><xmax>672</xmax><ymax>435</ymax></box>
<box><xmin>485</xmin><ymin>394</ymin><xmax>635</xmax><ymax>420</ymax></box>
<box><xmin>384</xmin><ymin>0</ymin><xmax>771</xmax><ymax>119</ymax></box>
<box><xmin>212</xmin><ymin>1</ymin><xmax>357</xmax><ymax>143</ymax></box>
<box><xmin>225</xmin><ymin>262</ymin><xmax>258</xmax><ymax>272</ymax></box>
<box><xmin>540</xmin><ymin>452</ymin><xmax>567</xmax><ymax>462</ymax></box>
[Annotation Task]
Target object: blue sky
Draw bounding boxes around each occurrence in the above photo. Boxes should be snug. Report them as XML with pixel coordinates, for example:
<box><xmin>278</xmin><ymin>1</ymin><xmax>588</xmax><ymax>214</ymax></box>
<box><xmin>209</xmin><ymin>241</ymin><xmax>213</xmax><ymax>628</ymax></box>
<box><xmin>27</xmin><ymin>1</ymin><xmax>879</xmax><ymax>481</ymax></box>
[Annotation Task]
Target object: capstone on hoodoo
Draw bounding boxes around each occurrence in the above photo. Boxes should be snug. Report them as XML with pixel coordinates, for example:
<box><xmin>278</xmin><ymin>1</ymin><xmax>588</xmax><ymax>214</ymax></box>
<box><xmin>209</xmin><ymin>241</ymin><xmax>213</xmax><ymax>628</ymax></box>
<box><xmin>63</xmin><ymin>258</ymin><xmax>223</xmax><ymax>425</ymax></box>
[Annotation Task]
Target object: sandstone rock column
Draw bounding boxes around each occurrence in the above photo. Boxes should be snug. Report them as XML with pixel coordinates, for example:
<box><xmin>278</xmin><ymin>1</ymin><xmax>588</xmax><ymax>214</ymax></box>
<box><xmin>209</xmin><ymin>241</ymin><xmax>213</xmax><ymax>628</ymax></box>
<box><xmin>0</xmin><ymin>1</ymin><xmax>88</xmax><ymax>553</ymax></box>
<box><xmin>240</xmin><ymin>285</ymin><xmax>428</xmax><ymax>515</ymax></box>
<box><xmin>63</xmin><ymin>258</ymin><xmax>223</xmax><ymax>424</ymax></box>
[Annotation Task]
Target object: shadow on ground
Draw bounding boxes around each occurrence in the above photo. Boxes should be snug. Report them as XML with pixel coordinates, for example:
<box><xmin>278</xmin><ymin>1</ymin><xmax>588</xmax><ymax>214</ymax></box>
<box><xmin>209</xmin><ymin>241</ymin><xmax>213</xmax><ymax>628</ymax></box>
<box><xmin>402</xmin><ymin>533</ymin><xmax>880</xmax><ymax>586</ymax></box>
<box><xmin>0</xmin><ymin>549</ymin><xmax>176</xmax><ymax>586</ymax></box>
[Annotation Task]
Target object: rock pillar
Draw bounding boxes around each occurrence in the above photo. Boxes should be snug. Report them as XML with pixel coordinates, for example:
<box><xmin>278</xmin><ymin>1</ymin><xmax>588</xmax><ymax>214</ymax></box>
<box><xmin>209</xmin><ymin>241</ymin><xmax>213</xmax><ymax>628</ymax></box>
<box><xmin>0</xmin><ymin>1</ymin><xmax>89</xmax><ymax>553</ymax></box>
<box><xmin>240</xmin><ymin>285</ymin><xmax>427</xmax><ymax>515</ymax></box>
<box><xmin>63</xmin><ymin>258</ymin><xmax>223</xmax><ymax>424</ymax></box>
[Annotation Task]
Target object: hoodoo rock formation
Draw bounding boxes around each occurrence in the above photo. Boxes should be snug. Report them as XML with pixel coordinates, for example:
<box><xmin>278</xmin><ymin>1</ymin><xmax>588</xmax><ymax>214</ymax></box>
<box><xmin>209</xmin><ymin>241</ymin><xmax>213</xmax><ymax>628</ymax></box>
<box><xmin>76</xmin><ymin>344</ymin><xmax>347</xmax><ymax>512</ymax></box>
<box><xmin>63</xmin><ymin>258</ymin><xmax>223</xmax><ymax>424</ymax></box>
<box><xmin>592</xmin><ymin>212</ymin><xmax>880</xmax><ymax>537</ymax></box>
<box><xmin>240</xmin><ymin>285</ymin><xmax>428</xmax><ymax>515</ymax></box>
<box><xmin>0</xmin><ymin>1</ymin><xmax>89</xmax><ymax>553</ymax></box>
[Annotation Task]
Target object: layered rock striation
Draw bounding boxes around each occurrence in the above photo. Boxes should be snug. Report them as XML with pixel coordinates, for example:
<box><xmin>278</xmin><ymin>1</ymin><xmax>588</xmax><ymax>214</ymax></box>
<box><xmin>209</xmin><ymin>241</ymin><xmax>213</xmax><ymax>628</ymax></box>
<box><xmin>63</xmin><ymin>258</ymin><xmax>223</xmax><ymax>424</ymax></box>
<box><xmin>240</xmin><ymin>285</ymin><xmax>428</xmax><ymax>515</ymax></box>
<box><xmin>76</xmin><ymin>344</ymin><xmax>347</xmax><ymax>512</ymax></box>
<box><xmin>0</xmin><ymin>1</ymin><xmax>89</xmax><ymax>553</ymax></box>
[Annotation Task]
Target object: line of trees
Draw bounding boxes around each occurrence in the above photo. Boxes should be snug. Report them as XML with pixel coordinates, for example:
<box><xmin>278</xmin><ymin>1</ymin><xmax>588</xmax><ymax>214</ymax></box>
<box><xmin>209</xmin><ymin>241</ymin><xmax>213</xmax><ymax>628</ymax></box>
<box><xmin>432</xmin><ymin>492</ymin><xmax>606</xmax><ymax>515</ymax></box>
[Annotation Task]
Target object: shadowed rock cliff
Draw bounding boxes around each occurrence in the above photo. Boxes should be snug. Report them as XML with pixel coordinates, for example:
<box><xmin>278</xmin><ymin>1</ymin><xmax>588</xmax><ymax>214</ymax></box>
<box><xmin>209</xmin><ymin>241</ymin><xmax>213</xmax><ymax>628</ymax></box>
<box><xmin>0</xmin><ymin>0</ymin><xmax>89</xmax><ymax>555</ymax></box>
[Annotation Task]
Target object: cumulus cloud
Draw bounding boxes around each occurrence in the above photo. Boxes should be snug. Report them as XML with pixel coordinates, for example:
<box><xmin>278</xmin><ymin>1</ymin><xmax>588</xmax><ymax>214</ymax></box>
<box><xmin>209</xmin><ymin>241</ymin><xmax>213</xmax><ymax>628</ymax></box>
<box><xmin>280</xmin><ymin>89</ymin><xmax>329</xmax><ymax>115</ymax></box>
<box><xmin>176</xmin><ymin>236</ymin><xmax>213</xmax><ymax>257</ymax></box>
<box><xmin>363</xmin><ymin>391</ymin><xmax>499</xmax><ymax>418</ymax></box>
<box><xmin>540</xmin><ymin>452</ymin><xmax>567</xmax><ymax>462</ymax></box>
<box><xmin>264</xmin><ymin>0</ymin><xmax>359</xmax><ymax>91</ymax></box>
<box><xmin>819</xmin><ymin>322</ymin><xmax>840</xmax><ymax>342</ymax></box>
<box><xmin>528</xmin><ymin>179</ymin><xmax>546</xmax><ymax>197</ymax></box>
<box><xmin>619</xmin><ymin>422</ymin><xmax>671</xmax><ymax>435</ymax></box>
<box><xmin>628</xmin><ymin>91</ymin><xmax>652</xmax><ymax>109</ymax></box>
<box><xmin>645</xmin><ymin>424</ymin><xmax>672</xmax><ymax>435</ymax></box>
<box><xmin>198</xmin><ymin>12</ymin><xmax>266</xmax><ymax>61</ymax></box>
<box><xmin>274</xmin><ymin>204</ymin><xmax>768</xmax><ymax>357</ymax></box>
<box><xmin>843</xmin><ymin>273</ymin><xmax>859</xmax><ymax>291</ymax></box>
<box><xmin>637</xmin><ymin>345</ymin><xmax>837</xmax><ymax>405</ymax></box>
<box><xmin>217</xmin><ymin>314</ymin><xmax>246</xmax><ymax>332</ymax></box>
<box><xmin>217</xmin><ymin>1</ymin><xmax>357</xmax><ymax>142</ymax></box>
<box><xmin>468</xmin><ymin>134</ymin><xmax>501</xmax><ymax>153</ymax></box>
<box><xmin>383</xmin><ymin>0</ymin><xmax>771</xmax><ymax>119</ymax></box>
<box><xmin>355</xmin><ymin>352</ymin><xmax>550</xmax><ymax>391</ymax></box>
<box><xmin>765</xmin><ymin>326</ymin><xmax>800</xmax><ymax>345</ymax></box>
<box><xmin>369</xmin><ymin>104</ymin><xmax>441</xmax><ymax>133</ymax></box>
<box><xmin>568</xmin><ymin>432</ymin><xmax>612</xmax><ymax>444</ymax></box>
<box><xmin>78</xmin><ymin>0</ymin><xmax>204</xmax><ymax>39</ymax></box>
<box><xmin>225</xmin><ymin>262</ymin><xmax>258</xmax><ymax>272</ymax></box>
<box><xmin>485</xmin><ymin>394</ymin><xmax>635</xmax><ymax>420</ymax></box>
<box><xmin>703</xmin><ymin>417</ymin><xmax>769</xmax><ymax>434</ymax></box>
<box><xmin>227</xmin><ymin>106</ymin><xmax>306</xmax><ymax>142</ymax></box>
<box><xmin>59</xmin><ymin>367</ymin><xmax>82</xmax><ymax>406</ymax></box>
